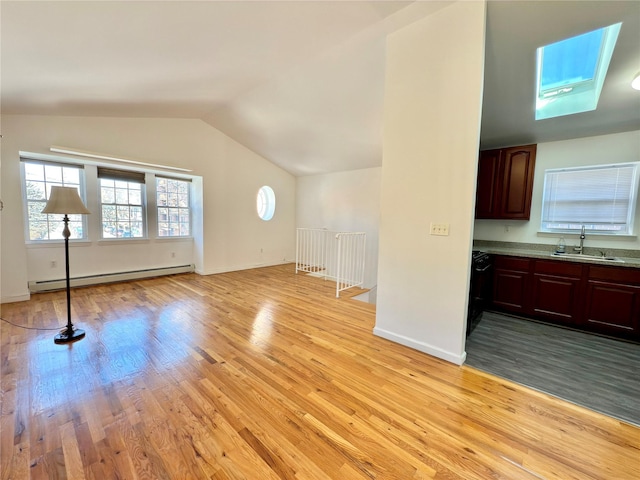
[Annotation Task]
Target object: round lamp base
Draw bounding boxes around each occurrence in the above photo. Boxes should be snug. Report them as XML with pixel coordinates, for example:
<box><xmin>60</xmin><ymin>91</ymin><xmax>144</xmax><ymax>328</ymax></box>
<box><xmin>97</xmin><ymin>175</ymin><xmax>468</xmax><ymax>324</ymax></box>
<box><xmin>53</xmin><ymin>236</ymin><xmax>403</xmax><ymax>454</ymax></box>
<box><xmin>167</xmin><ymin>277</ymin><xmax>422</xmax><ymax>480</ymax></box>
<box><xmin>54</xmin><ymin>328</ymin><xmax>86</xmax><ymax>344</ymax></box>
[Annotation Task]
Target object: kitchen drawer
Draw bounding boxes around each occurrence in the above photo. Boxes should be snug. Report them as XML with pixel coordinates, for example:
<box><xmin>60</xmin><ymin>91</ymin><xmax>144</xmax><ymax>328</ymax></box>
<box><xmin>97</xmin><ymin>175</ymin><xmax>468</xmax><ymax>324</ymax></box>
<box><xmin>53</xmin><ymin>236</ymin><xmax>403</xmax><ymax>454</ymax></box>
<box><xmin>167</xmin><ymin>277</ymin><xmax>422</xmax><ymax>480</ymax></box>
<box><xmin>494</xmin><ymin>255</ymin><xmax>531</xmax><ymax>272</ymax></box>
<box><xmin>535</xmin><ymin>259</ymin><xmax>583</xmax><ymax>278</ymax></box>
<box><xmin>588</xmin><ymin>265</ymin><xmax>640</xmax><ymax>285</ymax></box>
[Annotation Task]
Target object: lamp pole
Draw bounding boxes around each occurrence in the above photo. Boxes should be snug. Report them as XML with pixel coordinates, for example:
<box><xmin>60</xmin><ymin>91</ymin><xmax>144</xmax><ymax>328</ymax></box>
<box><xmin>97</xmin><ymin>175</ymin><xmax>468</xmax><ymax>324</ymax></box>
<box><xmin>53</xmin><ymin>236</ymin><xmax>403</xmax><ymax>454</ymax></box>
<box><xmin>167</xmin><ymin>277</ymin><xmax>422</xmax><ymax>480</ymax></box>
<box><xmin>42</xmin><ymin>186</ymin><xmax>90</xmax><ymax>343</ymax></box>
<box><xmin>54</xmin><ymin>214</ymin><xmax>85</xmax><ymax>344</ymax></box>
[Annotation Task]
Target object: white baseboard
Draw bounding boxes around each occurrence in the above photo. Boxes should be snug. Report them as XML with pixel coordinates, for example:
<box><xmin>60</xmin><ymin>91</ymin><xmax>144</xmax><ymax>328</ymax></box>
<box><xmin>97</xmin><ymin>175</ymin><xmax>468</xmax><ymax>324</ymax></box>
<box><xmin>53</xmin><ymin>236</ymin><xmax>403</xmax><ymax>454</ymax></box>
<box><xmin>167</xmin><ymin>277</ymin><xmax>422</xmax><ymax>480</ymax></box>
<box><xmin>373</xmin><ymin>327</ymin><xmax>467</xmax><ymax>365</ymax></box>
<box><xmin>197</xmin><ymin>260</ymin><xmax>290</xmax><ymax>276</ymax></box>
<box><xmin>1</xmin><ymin>292</ymin><xmax>31</xmax><ymax>304</ymax></box>
<box><xmin>28</xmin><ymin>264</ymin><xmax>195</xmax><ymax>293</ymax></box>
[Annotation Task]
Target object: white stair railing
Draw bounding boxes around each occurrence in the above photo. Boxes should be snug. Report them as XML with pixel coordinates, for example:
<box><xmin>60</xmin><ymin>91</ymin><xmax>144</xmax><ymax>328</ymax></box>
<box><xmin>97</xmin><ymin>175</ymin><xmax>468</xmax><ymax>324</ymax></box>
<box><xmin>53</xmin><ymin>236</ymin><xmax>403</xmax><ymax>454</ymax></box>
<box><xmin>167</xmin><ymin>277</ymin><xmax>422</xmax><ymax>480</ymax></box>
<box><xmin>335</xmin><ymin>232</ymin><xmax>366</xmax><ymax>297</ymax></box>
<box><xmin>296</xmin><ymin>228</ymin><xmax>366</xmax><ymax>297</ymax></box>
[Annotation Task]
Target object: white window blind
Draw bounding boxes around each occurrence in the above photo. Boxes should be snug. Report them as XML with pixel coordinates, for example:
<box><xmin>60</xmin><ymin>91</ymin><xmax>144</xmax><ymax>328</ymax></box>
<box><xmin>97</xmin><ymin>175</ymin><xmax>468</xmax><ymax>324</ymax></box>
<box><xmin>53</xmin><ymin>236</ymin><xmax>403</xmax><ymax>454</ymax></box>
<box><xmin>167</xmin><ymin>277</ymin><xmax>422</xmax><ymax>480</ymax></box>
<box><xmin>541</xmin><ymin>162</ymin><xmax>639</xmax><ymax>235</ymax></box>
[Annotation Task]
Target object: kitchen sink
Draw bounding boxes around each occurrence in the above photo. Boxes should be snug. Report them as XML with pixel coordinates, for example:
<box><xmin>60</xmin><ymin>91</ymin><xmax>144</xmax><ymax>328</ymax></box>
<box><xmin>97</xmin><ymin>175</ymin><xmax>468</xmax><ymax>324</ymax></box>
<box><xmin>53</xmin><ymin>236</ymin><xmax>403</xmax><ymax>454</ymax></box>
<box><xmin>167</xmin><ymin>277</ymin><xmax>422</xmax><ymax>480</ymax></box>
<box><xmin>551</xmin><ymin>252</ymin><xmax>625</xmax><ymax>263</ymax></box>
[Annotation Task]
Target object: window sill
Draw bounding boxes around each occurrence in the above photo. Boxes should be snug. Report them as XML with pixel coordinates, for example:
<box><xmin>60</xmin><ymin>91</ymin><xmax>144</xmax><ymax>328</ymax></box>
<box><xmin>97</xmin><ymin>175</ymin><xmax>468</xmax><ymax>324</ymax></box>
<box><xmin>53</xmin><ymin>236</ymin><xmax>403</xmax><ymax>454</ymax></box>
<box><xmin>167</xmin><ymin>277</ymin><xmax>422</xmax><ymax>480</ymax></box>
<box><xmin>26</xmin><ymin>240</ymin><xmax>92</xmax><ymax>248</ymax></box>
<box><xmin>537</xmin><ymin>231</ymin><xmax>637</xmax><ymax>239</ymax></box>
<box><xmin>155</xmin><ymin>236</ymin><xmax>193</xmax><ymax>242</ymax></box>
<box><xmin>97</xmin><ymin>238</ymin><xmax>150</xmax><ymax>246</ymax></box>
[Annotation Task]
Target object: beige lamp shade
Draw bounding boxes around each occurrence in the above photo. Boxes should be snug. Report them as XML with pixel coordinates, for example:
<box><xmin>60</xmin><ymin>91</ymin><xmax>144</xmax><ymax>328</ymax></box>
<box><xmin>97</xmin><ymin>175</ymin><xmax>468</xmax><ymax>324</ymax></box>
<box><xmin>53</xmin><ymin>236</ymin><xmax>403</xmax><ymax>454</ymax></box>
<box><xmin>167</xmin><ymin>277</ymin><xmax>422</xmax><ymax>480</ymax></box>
<box><xmin>42</xmin><ymin>186</ymin><xmax>91</xmax><ymax>215</ymax></box>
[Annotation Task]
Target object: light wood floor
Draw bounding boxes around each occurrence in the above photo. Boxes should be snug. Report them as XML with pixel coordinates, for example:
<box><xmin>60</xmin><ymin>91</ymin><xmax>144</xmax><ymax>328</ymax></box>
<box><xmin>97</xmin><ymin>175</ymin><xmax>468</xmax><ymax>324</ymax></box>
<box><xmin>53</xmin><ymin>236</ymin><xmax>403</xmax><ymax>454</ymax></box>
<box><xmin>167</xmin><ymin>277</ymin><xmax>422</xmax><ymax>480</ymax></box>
<box><xmin>1</xmin><ymin>264</ymin><xmax>638</xmax><ymax>479</ymax></box>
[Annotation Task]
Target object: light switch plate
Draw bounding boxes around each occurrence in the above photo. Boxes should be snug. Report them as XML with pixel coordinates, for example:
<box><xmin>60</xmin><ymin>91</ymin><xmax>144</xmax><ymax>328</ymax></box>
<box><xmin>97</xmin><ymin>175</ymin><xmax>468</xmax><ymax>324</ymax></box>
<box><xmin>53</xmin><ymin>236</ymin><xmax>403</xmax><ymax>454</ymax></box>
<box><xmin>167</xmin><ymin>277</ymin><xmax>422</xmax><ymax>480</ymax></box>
<box><xmin>430</xmin><ymin>223</ymin><xmax>449</xmax><ymax>236</ymax></box>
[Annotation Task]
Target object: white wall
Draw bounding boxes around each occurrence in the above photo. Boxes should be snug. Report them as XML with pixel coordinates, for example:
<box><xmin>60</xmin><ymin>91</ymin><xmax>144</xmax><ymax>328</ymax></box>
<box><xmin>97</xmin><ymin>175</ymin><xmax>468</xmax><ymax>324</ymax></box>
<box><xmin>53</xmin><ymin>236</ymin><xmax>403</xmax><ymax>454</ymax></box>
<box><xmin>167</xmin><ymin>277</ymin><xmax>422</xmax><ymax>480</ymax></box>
<box><xmin>375</xmin><ymin>1</ymin><xmax>486</xmax><ymax>365</ymax></box>
<box><xmin>1</xmin><ymin>115</ymin><xmax>296</xmax><ymax>303</ymax></box>
<box><xmin>474</xmin><ymin>130</ymin><xmax>640</xmax><ymax>251</ymax></box>
<box><xmin>296</xmin><ymin>167</ymin><xmax>381</xmax><ymax>288</ymax></box>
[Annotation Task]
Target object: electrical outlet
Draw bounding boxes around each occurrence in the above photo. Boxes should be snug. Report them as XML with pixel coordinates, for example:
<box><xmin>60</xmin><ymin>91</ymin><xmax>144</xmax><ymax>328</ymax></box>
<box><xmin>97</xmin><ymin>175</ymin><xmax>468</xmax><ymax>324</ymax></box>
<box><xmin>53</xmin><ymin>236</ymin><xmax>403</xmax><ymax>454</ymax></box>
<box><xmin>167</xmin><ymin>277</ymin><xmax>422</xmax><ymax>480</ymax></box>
<box><xmin>430</xmin><ymin>223</ymin><xmax>449</xmax><ymax>236</ymax></box>
<box><xmin>50</xmin><ymin>260</ymin><xmax>57</xmax><ymax>268</ymax></box>
<box><xmin>171</xmin><ymin>252</ymin><xmax>176</xmax><ymax>258</ymax></box>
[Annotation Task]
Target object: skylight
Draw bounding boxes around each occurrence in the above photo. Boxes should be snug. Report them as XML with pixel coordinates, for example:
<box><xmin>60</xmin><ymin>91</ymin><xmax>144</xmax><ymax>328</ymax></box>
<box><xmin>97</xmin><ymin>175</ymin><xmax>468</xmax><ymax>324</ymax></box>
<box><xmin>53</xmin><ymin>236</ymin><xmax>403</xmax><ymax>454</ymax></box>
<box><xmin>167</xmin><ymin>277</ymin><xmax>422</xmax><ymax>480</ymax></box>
<box><xmin>535</xmin><ymin>23</ymin><xmax>622</xmax><ymax>120</ymax></box>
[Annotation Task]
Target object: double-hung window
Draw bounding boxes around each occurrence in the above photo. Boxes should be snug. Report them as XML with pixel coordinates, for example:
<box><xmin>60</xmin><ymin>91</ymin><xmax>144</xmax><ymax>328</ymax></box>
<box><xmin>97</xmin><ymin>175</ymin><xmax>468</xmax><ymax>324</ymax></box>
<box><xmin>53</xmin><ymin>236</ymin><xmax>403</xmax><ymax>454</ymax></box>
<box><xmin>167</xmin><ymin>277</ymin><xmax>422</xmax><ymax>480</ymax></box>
<box><xmin>22</xmin><ymin>159</ymin><xmax>87</xmax><ymax>241</ymax></box>
<box><xmin>541</xmin><ymin>162</ymin><xmax>640</xmax><ymax>235</ymax></box>
<box><xmin>156</xmin><ymin>176</ymin><xmax>191</xmax><ymax>237</ymax></box>
<box><xmin>98</xmin><ymin>167</ymin><xmax>146</xmax><ymax>238</ymax></box>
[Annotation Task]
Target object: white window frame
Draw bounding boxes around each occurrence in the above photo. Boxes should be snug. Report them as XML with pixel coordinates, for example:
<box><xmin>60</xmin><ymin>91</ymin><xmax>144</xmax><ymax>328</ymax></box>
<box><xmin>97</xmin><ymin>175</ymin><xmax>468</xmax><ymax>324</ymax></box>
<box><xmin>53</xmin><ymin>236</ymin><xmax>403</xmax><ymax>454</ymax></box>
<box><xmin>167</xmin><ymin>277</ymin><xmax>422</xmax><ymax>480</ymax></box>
<box><xmin>257</xmin><ymin>185</ymin><xmax>276</xmax><ymax>221</ymax></box>
<box><xmin>535</xmin><ymin>23</ymin><xmax>621</xmax><ymax>121</ymax></box>
<box><xmin>156</xmin><ymin>176</ymin><xmax>192</xmax><ymax>237</ymax></box>
<box><xmin>21</xmin><ymin>159</ymin><xmax>89</xmax><ymax>242</ymax></box>
<box><xmin>540</xmin><ymin>162</ymin><xmax>640</xmax><ymax>236</ymax></box>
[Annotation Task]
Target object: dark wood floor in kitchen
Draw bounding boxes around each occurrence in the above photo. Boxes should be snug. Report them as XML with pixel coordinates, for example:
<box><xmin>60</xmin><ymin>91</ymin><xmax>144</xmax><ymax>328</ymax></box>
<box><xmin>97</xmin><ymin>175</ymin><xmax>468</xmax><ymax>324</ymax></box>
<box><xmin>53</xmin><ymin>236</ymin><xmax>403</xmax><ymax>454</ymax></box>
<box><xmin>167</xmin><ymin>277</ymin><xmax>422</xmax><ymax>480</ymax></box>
<box><xmin>465</xmin><ymin>310</ymin><xmax>640</xmax><ymax>426</ymax></box>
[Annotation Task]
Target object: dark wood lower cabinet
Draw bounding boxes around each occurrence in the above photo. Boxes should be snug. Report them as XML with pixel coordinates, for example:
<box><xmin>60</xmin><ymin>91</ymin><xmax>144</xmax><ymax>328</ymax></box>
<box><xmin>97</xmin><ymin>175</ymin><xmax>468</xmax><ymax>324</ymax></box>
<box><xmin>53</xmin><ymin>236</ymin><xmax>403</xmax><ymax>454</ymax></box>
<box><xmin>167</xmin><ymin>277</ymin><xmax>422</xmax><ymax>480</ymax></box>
<box><xmin>490</xmin><ymin>255</ymin><xmax>640</xmax><ymax>340</ymax></box>
<box><xmin>493</xmin><ymin>270</ymin><xmax>528</xmax><ymax>313</ymax></box>
<box><xmin>492</xmin><ymin>256</ymin><xmax>531</xmax><ymax>314</ymax></box>
<box><xmin>532</xmin><ymin>274</ymin><xmax>582</xmax><ymax>325</ymax></box>
<box><xmin>531</xmin><ymin>260</ymin><xmax>583</xmax><ymax>326</ymax></box>
<box><xmin>585</xmin><ymin>282</ymin><xmax>639</xmax><ymax>333</ymax></box>
<box><xmin>583</xmin><ymin>266</ymin><xmax>640</xmax><ymax>338</ymax></box>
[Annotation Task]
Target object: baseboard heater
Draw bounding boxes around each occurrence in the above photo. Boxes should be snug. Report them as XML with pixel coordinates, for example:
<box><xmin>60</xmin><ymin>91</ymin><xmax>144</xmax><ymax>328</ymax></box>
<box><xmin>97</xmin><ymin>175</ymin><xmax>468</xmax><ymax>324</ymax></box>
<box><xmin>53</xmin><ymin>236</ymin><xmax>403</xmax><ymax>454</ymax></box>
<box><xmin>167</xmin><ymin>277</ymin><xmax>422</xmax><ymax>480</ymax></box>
<box><xmin>28</xmin><ymin>264</ymin><xmax>195</xmax><ymax>293</ymax></box>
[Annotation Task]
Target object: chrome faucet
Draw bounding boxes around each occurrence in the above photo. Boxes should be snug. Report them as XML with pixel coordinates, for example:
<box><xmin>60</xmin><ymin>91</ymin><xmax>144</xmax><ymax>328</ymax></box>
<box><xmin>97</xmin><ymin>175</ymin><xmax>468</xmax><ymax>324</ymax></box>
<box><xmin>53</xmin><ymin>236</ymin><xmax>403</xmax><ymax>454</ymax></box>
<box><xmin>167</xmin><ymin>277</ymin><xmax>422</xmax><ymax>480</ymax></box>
<box><xmin>574</xmin><ymin>225</ymin><xmax>586</xmax><ymax>254</ymax></box>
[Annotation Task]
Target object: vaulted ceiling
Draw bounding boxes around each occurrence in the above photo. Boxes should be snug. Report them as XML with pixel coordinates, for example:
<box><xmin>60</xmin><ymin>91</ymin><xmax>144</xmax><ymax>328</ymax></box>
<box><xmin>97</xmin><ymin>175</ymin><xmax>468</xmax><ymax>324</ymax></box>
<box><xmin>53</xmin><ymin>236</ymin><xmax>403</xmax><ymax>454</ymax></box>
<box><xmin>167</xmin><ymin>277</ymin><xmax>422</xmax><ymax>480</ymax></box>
<box><xmin>2</xmin><ymin>1</ymin><xmax>639</xmax><ymax>176</ymax></box>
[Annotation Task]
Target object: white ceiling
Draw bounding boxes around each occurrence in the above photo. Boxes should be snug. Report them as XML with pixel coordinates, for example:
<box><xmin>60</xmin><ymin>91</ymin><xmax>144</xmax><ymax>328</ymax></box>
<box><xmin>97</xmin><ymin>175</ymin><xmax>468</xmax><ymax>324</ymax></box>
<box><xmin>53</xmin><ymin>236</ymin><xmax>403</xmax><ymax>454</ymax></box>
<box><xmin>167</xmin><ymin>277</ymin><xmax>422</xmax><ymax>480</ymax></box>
<box><xmin>480</xmin><ymin>1</ymin><xmax>640</xmax><ymax>150</ymax></box>
<box><xmin>2</xmin><ymin>1</ymin><xmax>639</xmax><ymax>176</ymax></box>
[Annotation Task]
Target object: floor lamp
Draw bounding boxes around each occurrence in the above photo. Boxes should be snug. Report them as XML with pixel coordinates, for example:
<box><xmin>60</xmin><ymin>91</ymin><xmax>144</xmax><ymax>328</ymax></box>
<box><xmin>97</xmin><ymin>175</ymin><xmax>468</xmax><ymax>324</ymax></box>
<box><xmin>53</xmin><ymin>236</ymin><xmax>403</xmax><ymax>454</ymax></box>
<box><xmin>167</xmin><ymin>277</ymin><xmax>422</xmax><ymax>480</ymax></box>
<box><xmin>42</xmin><ymin>186</ymin><xmax>91</xmax><ymax>344</ymax></box>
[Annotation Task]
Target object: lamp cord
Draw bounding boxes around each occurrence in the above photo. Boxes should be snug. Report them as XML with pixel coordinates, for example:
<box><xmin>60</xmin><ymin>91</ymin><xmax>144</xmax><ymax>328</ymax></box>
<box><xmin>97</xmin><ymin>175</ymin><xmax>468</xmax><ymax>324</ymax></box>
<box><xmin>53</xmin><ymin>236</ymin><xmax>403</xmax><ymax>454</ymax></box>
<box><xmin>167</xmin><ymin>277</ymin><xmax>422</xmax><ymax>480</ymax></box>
<box><xmin>0</xmin><ymin>316</ymin><xmax>65</xmax><ymax>331</ymax></box>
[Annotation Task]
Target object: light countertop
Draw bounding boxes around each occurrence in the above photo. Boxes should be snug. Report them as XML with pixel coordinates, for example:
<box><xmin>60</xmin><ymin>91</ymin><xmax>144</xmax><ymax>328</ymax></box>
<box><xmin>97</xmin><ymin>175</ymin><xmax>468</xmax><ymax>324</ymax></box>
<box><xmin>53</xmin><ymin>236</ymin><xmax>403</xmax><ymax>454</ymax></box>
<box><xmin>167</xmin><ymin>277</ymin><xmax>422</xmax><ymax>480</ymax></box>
<box><xmin>474</xmin><ymin>242</ymin><xmax>640</xmax><ymax>269</ymax></box>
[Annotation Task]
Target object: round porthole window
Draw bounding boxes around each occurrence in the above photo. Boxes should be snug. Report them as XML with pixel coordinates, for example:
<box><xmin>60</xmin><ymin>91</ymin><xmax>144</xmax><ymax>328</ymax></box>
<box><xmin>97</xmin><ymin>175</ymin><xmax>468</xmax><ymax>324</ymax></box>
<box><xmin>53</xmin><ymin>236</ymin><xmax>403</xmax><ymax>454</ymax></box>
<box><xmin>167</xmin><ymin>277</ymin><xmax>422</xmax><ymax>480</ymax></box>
<box><xmin>257</xmin><ymin>186</ymin><xmax>276</xmax><ymax>221</ymax></box>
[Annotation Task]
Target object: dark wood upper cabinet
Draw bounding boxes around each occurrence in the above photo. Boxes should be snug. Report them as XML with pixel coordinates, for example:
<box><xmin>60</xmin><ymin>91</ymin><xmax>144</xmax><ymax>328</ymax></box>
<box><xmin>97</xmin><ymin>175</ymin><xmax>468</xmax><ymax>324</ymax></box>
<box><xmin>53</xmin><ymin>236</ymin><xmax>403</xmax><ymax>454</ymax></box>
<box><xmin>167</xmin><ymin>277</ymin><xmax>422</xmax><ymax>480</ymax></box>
<box><xmin>475</xmin><ymin>144</ymin><xmax>537</xmax><ymax>220</ymax></box>
<box><xmin>475</xmin><ymin>149</ymin><xmax>501</xmax><ymax>218</ymax></box>
<box><xmin>500</xmin><ymin>146</ymin><xmax>537</xmax><ymax>219</ymax></box>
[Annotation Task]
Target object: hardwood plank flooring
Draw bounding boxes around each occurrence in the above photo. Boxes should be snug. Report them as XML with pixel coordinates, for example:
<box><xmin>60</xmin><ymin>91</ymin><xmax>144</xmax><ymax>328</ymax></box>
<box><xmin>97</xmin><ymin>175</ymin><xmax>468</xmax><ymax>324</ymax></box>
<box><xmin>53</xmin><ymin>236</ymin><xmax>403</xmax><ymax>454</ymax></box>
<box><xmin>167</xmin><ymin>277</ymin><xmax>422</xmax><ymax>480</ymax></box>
<box><xmin>465</xmin><ymin>311</ymin><xmax>640</xmax><ymax>426</ymax></box>
<box><xmin>1</xmin><ymin>264</ymin><xmax>639</xmax><ymax>479</ymax></box>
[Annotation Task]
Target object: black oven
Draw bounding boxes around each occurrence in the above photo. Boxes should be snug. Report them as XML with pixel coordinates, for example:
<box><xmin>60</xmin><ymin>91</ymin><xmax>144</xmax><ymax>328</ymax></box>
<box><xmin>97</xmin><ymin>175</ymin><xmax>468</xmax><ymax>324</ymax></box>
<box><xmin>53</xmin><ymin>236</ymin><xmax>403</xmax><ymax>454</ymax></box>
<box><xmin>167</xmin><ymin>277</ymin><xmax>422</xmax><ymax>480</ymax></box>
<box><xmin>467</xmin><ymin>251</ymin><xmax>493</xmax><ymax>336</ymax></box>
